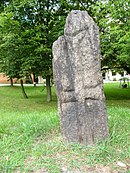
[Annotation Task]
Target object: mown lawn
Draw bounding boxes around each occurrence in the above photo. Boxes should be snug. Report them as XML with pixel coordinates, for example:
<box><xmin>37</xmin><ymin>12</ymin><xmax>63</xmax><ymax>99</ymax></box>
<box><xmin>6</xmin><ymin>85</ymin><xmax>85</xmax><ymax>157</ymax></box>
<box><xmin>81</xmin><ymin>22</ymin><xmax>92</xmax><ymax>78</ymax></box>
<box><xmin>0</xmin><ymin>83</ymin><xmax>130</xmax><ymax>173</ymax></box>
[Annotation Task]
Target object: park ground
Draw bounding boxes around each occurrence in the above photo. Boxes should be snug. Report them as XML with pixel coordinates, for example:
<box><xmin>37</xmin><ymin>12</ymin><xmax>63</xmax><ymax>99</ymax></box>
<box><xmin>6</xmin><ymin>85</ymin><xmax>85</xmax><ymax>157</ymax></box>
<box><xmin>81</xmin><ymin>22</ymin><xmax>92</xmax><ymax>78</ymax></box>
<box><xmin>0</xmin><ymin>83</ymin><xmax>130</xmax><ymax>173</ymax></box>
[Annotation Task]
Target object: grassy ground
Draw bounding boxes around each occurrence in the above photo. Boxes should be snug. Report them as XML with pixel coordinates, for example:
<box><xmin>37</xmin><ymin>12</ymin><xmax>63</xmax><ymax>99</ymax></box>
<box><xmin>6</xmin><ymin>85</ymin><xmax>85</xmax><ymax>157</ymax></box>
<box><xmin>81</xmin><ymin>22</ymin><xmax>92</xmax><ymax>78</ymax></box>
<box><xmin>0</xmin><ymin>83</ymin><xmax>130</xmax><ymax>173</ymax></box>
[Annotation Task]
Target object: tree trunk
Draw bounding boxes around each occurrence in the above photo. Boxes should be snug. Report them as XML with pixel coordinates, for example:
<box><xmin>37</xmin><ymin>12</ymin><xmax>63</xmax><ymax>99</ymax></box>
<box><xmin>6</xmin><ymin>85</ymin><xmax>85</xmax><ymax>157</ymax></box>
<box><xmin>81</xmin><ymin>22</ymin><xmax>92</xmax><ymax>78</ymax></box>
<box><xmin>33</xmin><ymin>73</ymin><xmax>37</xmax><ymax>87</ymax></box>
<box><xmin>10</xmin><ymin>78</ymin><xmax>13</xmax><ymax>87</ymax></box>
<box><xmin>29</xmin><ymin>74</ymin><xmax>33</xmax><ymax>84</ymax></box>
<box><xmin>20</xmin><ymin>79</ymin><xmax>28</xmax><ymax>99</ymax></box>
<box><xmin>46</xmin><ymin>75</ymin><xmax>52</xmax><ymax>102</ymax></box>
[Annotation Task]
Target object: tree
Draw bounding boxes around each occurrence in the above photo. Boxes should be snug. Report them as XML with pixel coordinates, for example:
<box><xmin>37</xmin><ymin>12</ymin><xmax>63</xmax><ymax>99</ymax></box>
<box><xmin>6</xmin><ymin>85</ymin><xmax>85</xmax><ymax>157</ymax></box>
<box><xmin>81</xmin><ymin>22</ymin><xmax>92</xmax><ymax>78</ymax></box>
<box><xmin>0</xmin><ymin>0</ymin><xmax>66</xmax><ymax>100</ymax></box>
<box><xmin>92</xmin><ymin>0</ymin><xmax>130</xmax><ymax>73</ymax></box>
<box><xmin>0</xmin><ymin>10</ymin><xmax>29</xmax><ymax>98</ymax></box>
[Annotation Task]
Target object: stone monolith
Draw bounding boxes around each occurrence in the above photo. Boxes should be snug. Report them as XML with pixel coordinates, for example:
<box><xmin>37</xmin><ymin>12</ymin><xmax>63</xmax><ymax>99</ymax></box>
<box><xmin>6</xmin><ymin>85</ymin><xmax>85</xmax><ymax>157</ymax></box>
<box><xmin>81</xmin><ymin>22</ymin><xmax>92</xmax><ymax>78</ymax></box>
<box><xmin>52</xmin><ymin>10</ymin><xmax>109</xmax><ymax>145</ymax></box>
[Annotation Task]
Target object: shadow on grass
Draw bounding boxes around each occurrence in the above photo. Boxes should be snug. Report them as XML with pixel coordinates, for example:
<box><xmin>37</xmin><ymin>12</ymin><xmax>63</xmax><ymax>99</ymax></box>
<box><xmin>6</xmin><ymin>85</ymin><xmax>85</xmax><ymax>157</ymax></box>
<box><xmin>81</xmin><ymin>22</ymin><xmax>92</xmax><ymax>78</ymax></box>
<box><xmin>104</xmin><ymin>83</ymin><xmax>130</xmax><ymax>108</ymax></box>
<box><xmin>104</xmin><ymin>83</ymin><xmax>130</xmax><ymax>100</ymax></box>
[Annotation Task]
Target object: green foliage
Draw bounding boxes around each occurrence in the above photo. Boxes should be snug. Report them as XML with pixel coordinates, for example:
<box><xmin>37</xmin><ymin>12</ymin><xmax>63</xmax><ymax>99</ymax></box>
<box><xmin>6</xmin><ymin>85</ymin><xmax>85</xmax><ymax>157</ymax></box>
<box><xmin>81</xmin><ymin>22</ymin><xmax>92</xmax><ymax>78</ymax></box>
<box><xmin>93</xmin><ymin>0</ymin><xmax>130</xmax><ymax>73</ymax></box>
<box><xmin>0</xmin><ymin>0</ymin><xmax>66</xmax><ymax>79</ymax></box>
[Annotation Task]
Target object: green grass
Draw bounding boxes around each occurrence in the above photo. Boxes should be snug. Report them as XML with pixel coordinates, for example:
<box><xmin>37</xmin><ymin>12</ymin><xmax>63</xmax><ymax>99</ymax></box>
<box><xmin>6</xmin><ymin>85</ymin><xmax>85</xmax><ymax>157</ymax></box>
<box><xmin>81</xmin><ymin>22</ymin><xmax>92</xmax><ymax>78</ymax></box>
<box><xmin>0</xmin><ymin>83</ymin><xmax>130</xmax><ymax>173</ymax></box>
<box><xmin>104</xmin><ymin>82</ymin><xmax>130</xmax><ymax>108</ymax></box>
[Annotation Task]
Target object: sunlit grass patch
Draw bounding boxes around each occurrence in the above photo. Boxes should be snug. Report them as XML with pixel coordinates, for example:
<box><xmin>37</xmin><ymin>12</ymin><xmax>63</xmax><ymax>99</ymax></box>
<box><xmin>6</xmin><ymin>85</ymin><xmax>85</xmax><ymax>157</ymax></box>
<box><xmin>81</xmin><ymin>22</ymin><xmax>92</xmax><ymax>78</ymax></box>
<box><xmin>0</xmin><ymin>110</ymin><xmax>59</xmax><ymax>172</ymax></box>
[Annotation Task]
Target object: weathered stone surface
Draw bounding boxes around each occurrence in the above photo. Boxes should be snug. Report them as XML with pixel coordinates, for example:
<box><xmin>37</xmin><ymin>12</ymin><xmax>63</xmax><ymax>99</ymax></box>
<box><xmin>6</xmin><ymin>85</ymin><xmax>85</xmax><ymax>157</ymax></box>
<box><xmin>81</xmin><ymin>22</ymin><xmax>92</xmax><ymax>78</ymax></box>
<box><xmin>52</xmin><ymin>10</ymin><xmax>109</xmax><ymax>145</ymax></box>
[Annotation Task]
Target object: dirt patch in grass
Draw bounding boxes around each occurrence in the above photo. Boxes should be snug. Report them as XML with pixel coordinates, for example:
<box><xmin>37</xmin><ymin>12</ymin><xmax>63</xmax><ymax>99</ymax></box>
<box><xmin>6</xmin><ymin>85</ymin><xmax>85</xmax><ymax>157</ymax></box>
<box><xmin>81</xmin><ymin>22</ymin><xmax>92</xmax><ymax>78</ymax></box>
<box><xmin>60</xmin><ymin>165</ymin><xmax>111</xmax><ymax>173</ymax></box>
<box><xmin>29</xmin><ymin>164</ymin><xmax>127</xmax><ymax>173</ymax></box>
<box><xmin>20</xmin><ymin>150</ymin><xmax>129</xmax><ymax>173</ymax></box>
<box><xmin>13</xmin><ymin>135</ymin><xmax>130</xmax><ymax>173</ymax></box>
